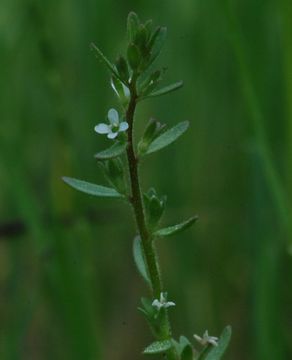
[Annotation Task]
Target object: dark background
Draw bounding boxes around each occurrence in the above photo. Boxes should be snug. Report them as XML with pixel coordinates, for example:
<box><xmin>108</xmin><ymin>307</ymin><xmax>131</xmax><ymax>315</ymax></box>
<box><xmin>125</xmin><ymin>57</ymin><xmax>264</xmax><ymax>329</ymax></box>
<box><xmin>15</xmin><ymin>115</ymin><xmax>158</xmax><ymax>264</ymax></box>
<box><xmin>0</xmin><ymin>0</ymin><xmax>291</xmax><ymax>359</ymax></box>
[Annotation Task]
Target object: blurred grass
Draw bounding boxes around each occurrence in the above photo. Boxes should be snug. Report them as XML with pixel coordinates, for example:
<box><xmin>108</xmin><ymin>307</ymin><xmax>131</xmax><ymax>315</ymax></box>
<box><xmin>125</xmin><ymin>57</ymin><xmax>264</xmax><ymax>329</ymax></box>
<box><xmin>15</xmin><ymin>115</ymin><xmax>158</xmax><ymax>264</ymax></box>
<box><xmin>0</xmin><ymin>0</ymin><xmax>291</xmax><ymax>359</ymax></box>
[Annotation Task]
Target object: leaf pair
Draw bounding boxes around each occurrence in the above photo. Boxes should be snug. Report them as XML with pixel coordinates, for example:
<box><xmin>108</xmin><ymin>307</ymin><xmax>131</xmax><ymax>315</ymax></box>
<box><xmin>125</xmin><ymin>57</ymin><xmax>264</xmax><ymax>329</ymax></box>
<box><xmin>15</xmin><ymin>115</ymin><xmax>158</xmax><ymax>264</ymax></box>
<box><xmin>62</xmin><ymin>119</ymin><xmax>189</xmax><ymax>200</ymax></box>
<box><xmin>94</xmin><ymin>120</ymin><xmax>189</xmax><ymax>161</ymax></box>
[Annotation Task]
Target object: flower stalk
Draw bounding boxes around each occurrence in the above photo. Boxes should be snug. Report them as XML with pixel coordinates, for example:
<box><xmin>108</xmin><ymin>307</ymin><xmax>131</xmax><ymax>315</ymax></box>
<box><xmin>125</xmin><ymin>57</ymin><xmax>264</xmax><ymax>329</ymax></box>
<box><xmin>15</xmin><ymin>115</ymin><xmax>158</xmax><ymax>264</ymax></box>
<box><xmin>126</xmin><ymin>76</ymin><xmax>178</xmax><ymax>359</ymax></box>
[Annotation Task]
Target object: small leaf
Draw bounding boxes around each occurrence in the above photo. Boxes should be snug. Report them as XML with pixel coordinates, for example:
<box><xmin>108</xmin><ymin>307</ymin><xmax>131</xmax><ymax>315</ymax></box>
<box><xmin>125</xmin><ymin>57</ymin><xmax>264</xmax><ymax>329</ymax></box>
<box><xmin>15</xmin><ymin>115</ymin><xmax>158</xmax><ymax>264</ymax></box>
<box><xmin>127</xmin><ymin>43</ymin><xmax>141</xmax><ymax>70</ymax></box>
<box><xmin>146</xmin><ymin>121</ymin><xmax>189</xmax><ymax>155</ymax></box>
<box><xmin>127</xmin><ymin>12</ymin><xmax>140</xmax><ymax>41</ymax></box>
<box><xmin>95</xmin><ymin>142</ymin><xmax>127</xmax><ymax>160</ymax></box>
<box><xmin>111</xmin><ymin>76</ymin><xmax>130</xmax><ymax>107</ymax></box>
<box><xmin>143</xmin><ymin>340</ymin><xmax>173</xmax><ymax>355</ymax></box>
<box><xmin>154</xmin><ymin>216</ymin><xmax>198</xmax><ymax>237</ymax></box>
<box><xmin>90</xmin><ymin>43</ymin><xmax>122</xmax><ymax>81</ymax></box>
<box><xmin>148</xmin><ymin>27</ymin><xmax>167</xmax><ymax>66</ymax></box>
<box><xmin>198</xmin><ymin>326</ymin><xmax>232</xmax><ymax>360</ymax></box>
<box><xmin>181</xmin><ymin>345</ymin><xmax>193</xmax><ymax>360</ymax></box>
<box><xmin>140</xmin><ymin>297</ymin><xmax>155</xmax><ymax>317</ymax></box>
<box><xmin>133</xmin><ymin>236</ymin><xmax>151</xmax><ymax>285</ymax></box>
<box><xmin>115</xmin><ymin>56</ymin><xmax>129</xmax><ymax>82</ymax></box>
<box><xmin>62</xmin><ymin>177</ymin><xmax>123</xmax><ymax>198</ymax></box>
<box><xmin>143</xmin><ymin>81</ymin><xmax>183</xmax><ymax>99</ymax></box>
<box><xmin>134</xmin><ymin>25</ymin><xmax>148</xmax><ymax>51</ymax></box>
<box><xmin>179</xmin><ymin>336</ymin><xmax>192</xmax><ymax>350</ymax></box>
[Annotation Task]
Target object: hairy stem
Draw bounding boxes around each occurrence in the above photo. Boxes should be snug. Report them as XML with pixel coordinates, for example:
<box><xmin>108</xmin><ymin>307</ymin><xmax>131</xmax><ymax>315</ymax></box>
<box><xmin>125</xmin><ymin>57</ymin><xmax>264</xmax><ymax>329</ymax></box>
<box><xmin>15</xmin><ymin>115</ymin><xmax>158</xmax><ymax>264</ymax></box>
<box><xmin>126</xmin><ymin>77</ymin><xmax>178</xmax><ymax>360</ymax></box>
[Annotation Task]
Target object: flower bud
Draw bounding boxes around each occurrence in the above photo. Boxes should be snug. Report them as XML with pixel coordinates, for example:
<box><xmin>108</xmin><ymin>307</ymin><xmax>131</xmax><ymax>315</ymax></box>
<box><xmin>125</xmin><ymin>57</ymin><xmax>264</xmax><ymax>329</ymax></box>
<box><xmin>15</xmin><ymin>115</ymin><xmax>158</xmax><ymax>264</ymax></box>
<box><xmin>144</xmin><ymin>188</ymin><xmax>166</xmax><ymax>228</ymax></box>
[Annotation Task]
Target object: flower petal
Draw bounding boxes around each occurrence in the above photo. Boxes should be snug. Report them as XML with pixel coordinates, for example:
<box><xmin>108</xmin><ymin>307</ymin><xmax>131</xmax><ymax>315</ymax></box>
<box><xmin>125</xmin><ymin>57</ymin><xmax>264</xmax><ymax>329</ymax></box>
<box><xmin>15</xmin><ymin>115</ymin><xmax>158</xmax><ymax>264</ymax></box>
<box><xmin>194</xmin><ymin>335</ymin><xmax>203</xmax><ymax>344</ymax></box>
<box><xmin>108</xmin><ymin>108</ymin><xmax>119</xmax><ymax>126</ymax></box>
<box><xmin>94</xmin><ymin>123</ymin><xmax>110</xmax><ymax>134</ymax></box>
<box><xmin>152</xmin><ymin>299</ymin><xmax>162</xmax><ymax>309</ymax></box>
<box><xmin>165</xmin><ymin>301</ymin><xmax>176</xmax><ymax>308</ymax></box>
<box><xmin>119</xmin><ymin>121</ymin><xmax>129</xmax><ymax>132</ymax></box>
<box><xmin>160</xmin><ymin>293</ymin><xmax>166</xmax><ymax>303</ymax></box>
<box><xmin>107</xmin><ymin>131</ymin><xmax>118</xmax><ymax>139</ymax></box>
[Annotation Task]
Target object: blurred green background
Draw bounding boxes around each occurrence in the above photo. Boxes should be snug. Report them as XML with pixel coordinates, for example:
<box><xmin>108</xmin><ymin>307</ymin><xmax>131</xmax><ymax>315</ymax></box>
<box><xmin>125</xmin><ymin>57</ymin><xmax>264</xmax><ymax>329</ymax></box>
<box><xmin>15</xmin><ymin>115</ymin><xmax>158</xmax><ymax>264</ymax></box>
<box><xmin>1</xmin><ymin>0</ymin><xmax>291</xmax><ymax>359</ymax></box>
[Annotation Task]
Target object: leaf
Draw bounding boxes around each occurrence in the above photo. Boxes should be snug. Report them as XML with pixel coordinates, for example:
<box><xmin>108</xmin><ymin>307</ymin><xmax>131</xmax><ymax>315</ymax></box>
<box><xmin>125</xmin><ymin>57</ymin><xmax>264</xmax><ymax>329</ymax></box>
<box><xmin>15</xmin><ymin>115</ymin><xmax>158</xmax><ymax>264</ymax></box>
<box><xmin>154</xmin><ymin>216</ymin><xmax>198</xmax><ymax>237</ymax></box>
<box><xmin>181</xmin><ymin>345</ymin><xmax>193</xmax><ymax>360</ymax></box>
<box><xmin>140</xmin><ymin>297</ymin><xmax>155</xmax><ymax>318</ymax></box>
<box><xmin>198</xmin><ymin>326</ymin><xmax>232</xmax><ymax>360</ymax></box>
<box><xmin>175</xmin><ymin>336</ymin><xmax>194</xmax><ymax>360</ymax></box>
<box><xmin>127</xmin><ymin>43</ymin><xmax>141</xmax><ymax>70</ymax></box>
<box><xmin>146</xmin><ymin>121</ymin><xmax>189</xmax><ymax>155</ymax></box>
<box><xmin>62</xmin><ymin>177</ymin><xmax>123</xmax><ymax>198</ymax></box>
<box><xmin>148</xmin><ymin>27</ymin><xmax>167</xmax><ymax>65</ymax></box>
<box><xmin>90</xmin><ymin>43</ymin><xmax>122</xmax><ymax>81</ymax></box>
<box><xmin>127</xmin><ymin>12</ymin><xmax>140</xmax><ymax>41</ymax></box>
<box><xmin>133</xmin><ymin>236</ymin><xmax>151</xmax><ymax>285</ymax></box>
<box><xmin>115</xmin><ymin>56</ymin><xmax>129</xmax><ymax>82</ymax></box>
<box><xmin>143</xmin><ymin>81</ymin><xmax>183</xmax><ymax>99</ymax></box>
<box><xmin>143</xmin><ymin>340</ymin><xmax>173</xmax><ymax>355</ymax></box>
<box><xmin>94</xmin><ymin>142</ymin><xmax>127</xmax><ymax>160</ymax></box>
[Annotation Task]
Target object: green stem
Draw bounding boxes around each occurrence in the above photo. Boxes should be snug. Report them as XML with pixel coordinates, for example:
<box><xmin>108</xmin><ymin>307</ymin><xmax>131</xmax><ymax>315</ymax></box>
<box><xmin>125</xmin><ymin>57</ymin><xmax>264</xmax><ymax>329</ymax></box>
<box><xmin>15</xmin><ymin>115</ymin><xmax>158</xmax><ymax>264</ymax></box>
<box><xmin>126</xmin><ymin>76</ymin><xmax>178</xmax><ymax>360</ymax></box>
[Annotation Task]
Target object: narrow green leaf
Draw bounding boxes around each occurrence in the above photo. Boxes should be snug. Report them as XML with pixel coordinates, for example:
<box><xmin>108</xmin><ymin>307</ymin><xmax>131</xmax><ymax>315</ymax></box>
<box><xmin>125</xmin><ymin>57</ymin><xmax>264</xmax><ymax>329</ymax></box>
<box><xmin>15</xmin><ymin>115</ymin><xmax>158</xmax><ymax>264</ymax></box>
<box><xmin>115</xmin><ymin>56</ymin><xmax>129</xmax><ymax>82</ymax></box>
<box><xmin>198</xmin><ymin>326</ymin><xmax>232</xmax><ymax>360</ymax></box>
<box><xmin>148</xmin><ymin>26</ymin><xmax>167</xmax><ymax>65</ymax></box>
<box><xmin>143</xmin><ymin>81</ymin><xmax>183</xmax><ymax>99</ymax></box>
<box><xmin>154</xmin><ymin>216</ymin><xmax>198</xmax><ymax>237</ymax></box>
<box><xmin>94</xmin><ymin>142</ymin><xmax>127</xmax><ymax>160</ymax></box>
<box><xmin>133</xmin><ymin>236</ymin><xmax>151</xmax><ymax>285</ymax></box>
<box><xmin>205</xmin><ymin>326</ymin><xmax>232</xmax><ymax>360</ymax></box>
<box><xmin>62</xmin><ymin>177</ymin><xmax>123</xmax><ymax>198</ymax></box>
<box><xmin>90</xmin><ymin>43</ymin><xmax>121</xmax><ymax>80</ymax></box>
<box><xmin>146</xmin><ymin>121</ymin><xmax>189</xmax><ymax>155</ymax></box>
<box><xmin>143</xmin><ymin>340</ymin><xmax>173</xmax><ymax>355</ymax></box>
<box><xmin>127</xmin><ymin>12</ymin><xmax>140</xmax><ymax>41</ymax></box>
<box><xmin>127</xmin><ymin>43</ymin><xmax>141</xmax><ymax>70</ymax></box>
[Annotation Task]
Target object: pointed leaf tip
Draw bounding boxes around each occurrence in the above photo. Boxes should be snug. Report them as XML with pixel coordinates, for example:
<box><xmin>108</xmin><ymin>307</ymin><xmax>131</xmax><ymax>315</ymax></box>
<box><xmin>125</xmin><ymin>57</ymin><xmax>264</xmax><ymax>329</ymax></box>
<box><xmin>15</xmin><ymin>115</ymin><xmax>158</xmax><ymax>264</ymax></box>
<box><xmin>142</xmin><ymin>81</ymin><xmax>183</xmax><ymax>99</ymax></box>
<box><xmin>62</xmin><ymin>177</ymin><xmax>123</xmax><ymax>198</ymax></box>
<box><xmin>133</xmin><ymin>236</ymin><xmax>151</xmax><ymax>285</ymax></box>
<box><xmin>90</xmin><ymin>43</ymin><xmax>125</xmax><ymax>83</ymax></box>
<box><xmin>146</xmin><ymin>121</ymin><xmax>189</xmax><ymax>155</ymax></box>
<box><xmin>154</xmin><ymin>215</ymin><xmax>198</xmax><ymax>237</ymax></box>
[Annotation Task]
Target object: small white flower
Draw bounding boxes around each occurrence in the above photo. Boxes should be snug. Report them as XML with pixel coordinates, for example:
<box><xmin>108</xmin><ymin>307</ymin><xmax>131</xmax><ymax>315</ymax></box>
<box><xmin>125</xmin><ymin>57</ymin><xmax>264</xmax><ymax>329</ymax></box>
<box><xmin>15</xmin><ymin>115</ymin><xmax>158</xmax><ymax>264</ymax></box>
<box><xmin>152</xmin><ymin>292</ymin><xmax>176</xmax><ymax>310</ymax></box>
<box><xmin>94</xmin><ymin>108</ymin><xmax>129</xmax><ymax>139</ymax></box>
<box><xmin>194</xmin><ymin>330</ymin><xmax>218</xmax><ymax>347</ymax></box>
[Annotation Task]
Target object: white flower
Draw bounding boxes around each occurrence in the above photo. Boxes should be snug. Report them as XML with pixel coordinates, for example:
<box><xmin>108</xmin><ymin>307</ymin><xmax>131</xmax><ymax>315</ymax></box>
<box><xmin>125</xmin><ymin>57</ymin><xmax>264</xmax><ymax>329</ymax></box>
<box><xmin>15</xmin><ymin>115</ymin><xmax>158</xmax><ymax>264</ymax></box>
<box><xmin>94</xmin><ymin>108</ymin><xmax>129</xmax><ymax>139</ymax></box>
<box><xmin>194</xmin><ymin>330</ymin><xmax>218</xmax><ymax>347</ymax></box>
<box><xmin>152</xmin><ymin>292</ymin><xmax>176</xmax><ymax>310</ymax></box>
